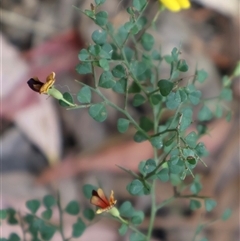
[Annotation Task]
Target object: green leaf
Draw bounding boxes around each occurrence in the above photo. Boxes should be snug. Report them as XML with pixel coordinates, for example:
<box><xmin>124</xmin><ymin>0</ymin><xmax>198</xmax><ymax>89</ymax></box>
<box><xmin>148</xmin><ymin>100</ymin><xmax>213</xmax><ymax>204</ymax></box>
<box><xmin>180</xmin><ymin>108</ymin><xmax>193</xmax><ymax>131</ymax></box>
<box><xmin>0</xmin><ymin>238</ymin><xmax>8</xmax><ymax>241</ymax></box>
<box><xmin>99</xmin><ymin>58</ymin><xmax>109</xmax><ymax>71</ymax></box>
<box><xmin>124</xmin><ymin>21</ymin><xmax>135</xmax><ymax>32</ymax></box>
<box><xmin>59</xmin><ymin>92</ymin><xmax>74</xmax><ymax>107</ymax></box>
<box><xmin>127</xmin><ymin>179</ymin><xmax>144</xmax><ymax>195</ymax></box>
<box><xmin>220</xmin><ymin>88</ymin><xmax>232</xmax><ymax>101</ymax></box>
<box><xmin>39</xmin><ymin>224</ymin><xmax>56</xmax><ymax>240</ymax></box>
<box><xmin>65</xmin><ymin>201</ymin><xmax>80</xmax><ymax>215</ymax></box>
<box><xmin>83</xmin><ymin>208</ymin><xmax>95</xmax><ymax>221</ymax></box>
<box><xmin>190</xmin><ymin>181</ymin><xmax>202</xmax><ymax>195</ymax></box>
<box><xmin>190</xmin><ymin>200</ymin><xmax>201</xmax><ymax>210</ymax></box>
<box><xmin>43</xmin><ymin>195</ymin><xmax>56</xmax><ymax>209</ymax></box>
<box><xmin>164</xmin><ymin>55</ymin><xmax>174</xmax><ymax>63</ymax></box>
<box><xmin>197</xmin><ymin>124</ymin><xmax>208</xmax><ymax>135</ymax></box>
<box><xmin>141</xmin><ymin>33</ymin><xmax>154</xmax><ymax>51</ymax></box>
<box><xmin>170</xmin><ymin>173</ymin><xmax>182</xmax><ymax>185</ymax></box>
<box><xmin>130</xmin><ymin>232</ymin><xmax>145</xmax><ymax>241</ymax></box>
<box><xmin>88</xmin><ymin>44</ymin><xmax>101</xmax><ymax>56</ymax></box>
<box><xmin>142</xmin><ymin>159</ymin><xmax>156</xmax><ymax>174</ymax></box>
<box><xmin>117</xmin><ymin>118</ymin><xmax>130</xmax><ymax>133</ymax></box>
<box><xmin>221</xmin><ymin>208</ymin><xmax>232</xmax><ymax>220</ymax></box>
<box><xmin>99</xmin><ymin>43</ymin><xmax>113</xmax><ymax>59</ymax></box>
<box><xmin>156</xmin><ymin>168</ymin><xmax>169</xmax><ymax>182</ymax></box>
<box><xmin>133</xmin><ymin>94</ymin><xmax>145</xmax><ymax>107</ymax></box>
<box><xmin>99</xmin><ymin>71</ymin><xmax>115</xmax><ymax>88</ymax></box>
<box><xmin>95</xmin><ymin>0</ymin><xmax>106</xmax><ymax>5</ymax></box>
<box><xmin>89</xmin><ymin>103</ymin><xmax>107</xmax><ymax>122</ymax></box>
<box><xmin>123</xmin><ymin>46</ymin><xmax>134</xmax><ymax>62</ymax></box>
<box><xmin>119</xmin><ymin>201</ymin><xmax>135</xmax><ymax>218</ymax></box>
<box><xmin>133</xmin><ymin>131</ymin><xmax>147</xmax><ymax>143</ymax></box>
<box><xmin>77</xmin><ymin>86</ymin><xmax>92</xmax><ymax>104</ymax></box>
<box><xmin>198</xmin><ymin>105</ymin><xmax>213</xmax><ymax>121</ymax></box>
<box><xmin>205</xmin><ymin>199</ymin><xmax>217</xmax><ymax>212</ymax></box>
<box><xmin>187</xmin><ymin>156</ymin><xmax>197</xmax><ymax>166</ymax></box>
<box><xmin>118</xmin><ymin>223</ymin><xmax>128</xmax><ymax>236</ymax></box>
<box><xmin>166</xmin><ymin>91</ymin><xmax>181</xmax><ymax>109</ymax></box>
<box><xmin>170</xmin><ymin>70</ymin><xmax>180</xmax><ymax>80</ymax></box>
<box><xmin>41</xmin><ymin>209</ymin><xmax>52</xmax><ymax>220</ymax></box>
<box><xmin>169</xmin><ymin>159</ymin><xmax>184</xmax><ymax>174</ymax></box>
<box><xmin>112</xmin><ymin>65</ymin><xmax>126</xmax><ymax>78</ymax></box>
<box><xmin>233</xmin><ymin>61</ymin><xmax>240</xmax><ymax>76</ymax></box>
<box><xmin>95</xmin><ymin>11</ymin><xmax>108</xmax><ymax>26</ymax></box>
<box><xmin>131</xmin><ymin>211</ymin><xmax>144</xmax><ymax>225</ymax></box>
<box><xmin>188</xmin><ymin>90</ymin><xmax>201</xmax><ymax>105</ymax></box>
<box><xmin>158</xmin><ymin>79</ymin><xmax>174</xmax><ymax>96</ymax></box>
<box><xmin>185</xmin><ymin>131</ymin><xmax>197</xmax><ymax>148</ymax></box>
<box><xmin>133</xmin><ymin>0</ymin><xmax>147</xmax><ymax>11</ymax></box>
<box><xmin>128</xmin><ymin>82</ymin><xmax>141</xmax><ymax>93</ymax></box>
<box><xmin>179</xmin><ymin>89</ymin><xmax>188</xmax><ymax>102</ymax></box>
<box><xmin>8</xmin><ymin>233</ymin><xmax>20</xmax><ymax>241</ymax></box>
<box><xmin>84</xmin><ymin>9</ymin><xmax>95</xmax><ymax>19</ymax></box>
<box><xmin>0</xmin><ymin>210</ymin><xmax>7</xmax><ymax>219</ymax></box>
<box><xmin>177</xmin><ymin>59</ymin><xmax>188</xmax><ymax>72</ymax></box>
<box><xmin>82</xmin><ymin>184</ymin><xmax>97</xmax><ymax>199</ymax></box>
<box><xmin>171</xmin><ymin>47</ymin><xmax>179</xmax><ymax>61</ymax></box>
<box><xmin>7</xmin><ymin>209</ymin><xmax>18</xmax><ymax>224</ymax></box>
<box><xmin>164</xmin><ymin>134</ymin><xmax>176</xmax><ymax>147</ymax></box>
<box><xmin>78</xmin><ymin>49</ymin><xmax>89</xmax><ymax>61</ymax></box>
<box><xmin>150</xmin><ymin>94</ymin><xmax>162</xmax><ymax>105</ymax></box>
<box><xmin>72</xmin><ymin>218</ymin><xmax>86</xmax><ymax>238</ymax></box>
<box><xmin>150</xmin><ymin>136</ymin><xmax>163</xmax><ymax>149</ymax></box>
<box><xmin>196</xmin><ymin>69</ymin><xmax>208</xmax><ymax>83</ymax></box>
<box><xmin>115</xmin><ymin>25</ymin><xmax>128</xmax><ymax>46</ymax></box>
<box><xmin>195</xmin><ymin>142</ymin><xmax>208</xmax><ymax>157</ymax></box>
<box><xmin>151</xmin><ymin>50</ymin><xmax>161</xmax><ymax>60</ymax></box>
<box><xmin>26</xmin><ymin>200</ymin><xmax>40</xmax><ymax>214</ymax></box>
<box><xmin>92</xmin><ymin>30</ymin><xmax>107</xmax><ymax>45</ymax></box>
<box><xmin>130</xmin><ymin>61</ymin><xmax>147</xmax><ymax>78</ymax></box>
<box><xmin>112</xmin><ymin>78</ymin><xmax>127</xmax><ymax>94</ymax></box>
<box><xmin>139</xmin><ymin>116</ymin><xmax>153</xmax><ymax>132</ymax></box>
<box><xmin>76</xmin><ymin>62</ymin><xmax>92</xmax><ymax>74</ymax></box>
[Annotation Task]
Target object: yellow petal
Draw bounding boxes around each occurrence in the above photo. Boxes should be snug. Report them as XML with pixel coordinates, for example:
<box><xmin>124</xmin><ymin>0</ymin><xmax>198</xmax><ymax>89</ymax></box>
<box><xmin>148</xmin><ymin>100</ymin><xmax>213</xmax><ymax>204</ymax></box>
<box><xmin>177</xmin><ymin>0</ymin><xmax>191</xmax><ymax>9</ymax></box>
<box><xmin>160</xmin><ymin>0</ymin><xmax>181</xmax><ymax>12</ymax></box>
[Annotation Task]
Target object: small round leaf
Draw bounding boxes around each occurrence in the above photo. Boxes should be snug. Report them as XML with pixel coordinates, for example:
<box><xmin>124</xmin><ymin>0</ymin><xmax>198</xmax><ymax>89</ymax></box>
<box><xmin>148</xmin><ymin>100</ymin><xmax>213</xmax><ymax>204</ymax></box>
<box><xmin>43</xmin><ymin>195</ymin><xmax>56</xmax><ymax>209</ymax></box>
<box><xmin>92</xmin><ymin>30</ymin><xmax>107</xmax><ymax>45</ymax></box>
<box><xmin>95</xmin><ymin>11</ymin><xmax>108</xmax><ymax>26</ymax></box>
<box><xmin>89</xmin><ymin>103</ymin><xmax>107</xmax><ymax>122</ymax></box>
<box><xmin>72</xmin><ymin>218</ymin><xmax>86</xmax><ymax>238</ymax></box>
<box><xmin>77</xmin><ymin>86</ymin><xmax>92</xmax><ymax>104</ymax></box>
<box><xmin>26</xmin><ymin>200</ymin><xmax>40</xmax><ymax>214</ymax></box>
<box><xmin>117</xmin><ymin>118</ymin><xmax>130</xmax><ymax>133</ymax></box>
<box><xmin>158</xmin><ymin>79</ymin><xmax>174</xmax><ymax>96</ymax></box>
<box><xmin>83</xmin><ymin>208</ymin><xmax>95</xmax><ymax>221</ymax></box>
<box><xmin>65</xmin><ymin>201</ymin><xmax>80</xmax><ymax>215</ymax></box>
<box><xmin>205</xmin><ymin>199</ymin><xmax>217</xmax><ymax>212</ymax></box>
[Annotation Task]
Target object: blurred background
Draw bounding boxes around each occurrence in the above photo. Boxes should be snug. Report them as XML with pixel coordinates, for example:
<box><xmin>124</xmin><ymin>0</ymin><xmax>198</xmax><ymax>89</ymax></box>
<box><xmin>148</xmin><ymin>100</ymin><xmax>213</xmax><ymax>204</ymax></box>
<box><xmin>1</xmin><ymin>0</ymin><xmax>239</xmax><ymax>240</ymax></box>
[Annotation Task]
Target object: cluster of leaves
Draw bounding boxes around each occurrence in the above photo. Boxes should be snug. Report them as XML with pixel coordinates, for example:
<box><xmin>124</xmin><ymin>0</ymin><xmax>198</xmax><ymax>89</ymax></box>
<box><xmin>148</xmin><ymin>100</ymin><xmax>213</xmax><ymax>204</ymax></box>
<box><xmin>57</xmin><ymin>0</ymin><xmax>235</xmax><ymax>235</ymax></box>
<box><xmin>0</xmin><ymin>194</ymin><xmax>95</xmax><ymax>240</ymax></box>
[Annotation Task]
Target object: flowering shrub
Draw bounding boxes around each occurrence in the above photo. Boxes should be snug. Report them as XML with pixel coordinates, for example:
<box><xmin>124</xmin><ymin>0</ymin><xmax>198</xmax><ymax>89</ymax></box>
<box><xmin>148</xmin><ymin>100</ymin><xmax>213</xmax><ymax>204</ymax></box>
<box><xmin>1</xmin><ymin>0</ymin><xmax>238</xmax><ymax>240</ymax></box>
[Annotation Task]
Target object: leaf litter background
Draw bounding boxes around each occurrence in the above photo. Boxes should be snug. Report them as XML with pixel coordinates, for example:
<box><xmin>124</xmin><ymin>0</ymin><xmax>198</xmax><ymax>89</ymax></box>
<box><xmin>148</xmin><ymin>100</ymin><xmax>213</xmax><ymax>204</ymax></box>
<box><xmin>1</xmin><ymin>0</ymin><xmax>239</xmax><ymax>240</ymax></box>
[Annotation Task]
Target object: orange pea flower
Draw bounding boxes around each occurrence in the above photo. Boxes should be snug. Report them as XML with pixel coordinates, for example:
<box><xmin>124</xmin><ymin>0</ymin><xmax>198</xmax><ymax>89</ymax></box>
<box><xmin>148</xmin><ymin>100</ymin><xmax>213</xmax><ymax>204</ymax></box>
<box><xmin>90</xmin><ymin>188</ymin><xmax>117</xmax><ymax>214</ymax></box>
<box><xmin>27</xmin><ymin>72</ymin><xmax>55</xmax><ymax>94</ymax></box>
<box><xmin>159</xmin><ymin>0</ymin><xmax>191</xmax><ymax>12</ymax></box>
<box><xmin>27</xmin><ymin>72</ymin><xmax>76</xmax><ymax>107</ymax></box>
